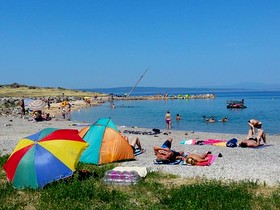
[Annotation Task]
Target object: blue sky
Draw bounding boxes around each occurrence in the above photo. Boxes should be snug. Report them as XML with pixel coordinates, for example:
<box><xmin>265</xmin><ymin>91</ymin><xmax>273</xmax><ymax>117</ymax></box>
<box><xmin>1</xmin><ymin>1</ymin><xmax>279</xmax><ymax>89</ymax></box>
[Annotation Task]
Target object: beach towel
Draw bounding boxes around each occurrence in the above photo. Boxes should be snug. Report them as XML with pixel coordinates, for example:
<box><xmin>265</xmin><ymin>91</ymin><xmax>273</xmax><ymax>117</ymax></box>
<box><xmin>154</xmin><ymin>159</ymin><xmax>182</xmax><ymax>165</ymax></box>
<box><xmin>196</xmin><ymin>154</ymin><xmax>217</xmax><ymax>166</ymax></box>
<box><xmin>183</xmin><ymin>154</ymin><xmax>217</xmax><ymax>166</ymax></box>
<box><xmin>194</xmin><ymin>139</ymin><xmax>227</xmax><ymax>146</ymax></box>
<box><xmin>202</xmin><ymin>139</ymin><xmax>227</xmax><ymax>145</ymax></box>
<box><xmin>180</xmin><ymin>139</ymin><xmax>196</xmax><ymax>145</ymax></box>
<box><xmin>212</xmin><ymin>142</ymin><xmax>227</xmax><ymax>147</ymax></box>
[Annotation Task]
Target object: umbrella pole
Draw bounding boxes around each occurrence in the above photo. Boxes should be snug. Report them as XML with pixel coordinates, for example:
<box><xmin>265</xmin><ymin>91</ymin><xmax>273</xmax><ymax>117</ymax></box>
<box><xmin>125</xmin><ymin>68</ymin><xmax>149</xmax><ymax>97</ymax></box>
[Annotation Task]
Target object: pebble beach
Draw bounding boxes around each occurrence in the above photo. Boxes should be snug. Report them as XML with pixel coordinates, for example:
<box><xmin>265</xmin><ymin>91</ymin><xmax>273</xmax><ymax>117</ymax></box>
<box><xmin>1</xmin><ymin>111</ymin><xmax>279</xmax><ymax>186</ymax></box>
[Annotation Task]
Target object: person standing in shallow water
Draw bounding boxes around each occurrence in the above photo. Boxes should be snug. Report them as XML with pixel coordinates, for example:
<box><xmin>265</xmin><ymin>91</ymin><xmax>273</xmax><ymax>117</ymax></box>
<box><xmin>165</xmin><ymin>111</ymin><xmax>172</xmax><ymax>130</ymax></box>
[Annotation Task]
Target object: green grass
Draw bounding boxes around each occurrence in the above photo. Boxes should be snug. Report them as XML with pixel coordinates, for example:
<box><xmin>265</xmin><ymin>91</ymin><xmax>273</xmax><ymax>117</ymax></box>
<box><xmin>0</xmin><ymin>155</ymin><xmax>279</xmax><ymax>210</ymax></box>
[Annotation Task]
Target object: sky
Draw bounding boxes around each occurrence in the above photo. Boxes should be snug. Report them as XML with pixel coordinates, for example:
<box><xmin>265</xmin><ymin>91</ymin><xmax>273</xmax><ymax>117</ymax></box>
<box><xmin>0</xmin><ymin>0</ymin><xmax>280</xmax><ymax>89</ymax></box>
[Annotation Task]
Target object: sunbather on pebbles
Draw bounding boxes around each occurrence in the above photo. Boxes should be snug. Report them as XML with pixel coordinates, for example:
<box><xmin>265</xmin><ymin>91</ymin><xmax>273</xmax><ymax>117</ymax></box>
<box><xmin>122</xmin><ymin>134</ymin><xmax>146</xmax><ymax>154</ymax></box>
<box><xmin>154</xmin><ymin>137</ymin><xmax>214</xmax><ymax>165</ymax></box>
<box><xmin>239</xmin><ymin>119</ymin><xmax>267</xmax><ymax>147</ymax></box>
<box><xmin>184</xmin><ymin>151</ymin><xmax>212</xmax><ymax>165</ymax></box>
<box><xmin>153</xmin><ymin>137</ymin><xmax>185</xmax><ymax>162</ymax></box>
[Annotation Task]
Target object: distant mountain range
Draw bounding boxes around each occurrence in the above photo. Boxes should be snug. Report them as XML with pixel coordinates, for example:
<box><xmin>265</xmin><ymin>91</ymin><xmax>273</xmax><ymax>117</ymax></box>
<box><xmin>206</xmin><ymin>82</ymin><xmax>280</xmax><ymax>90</ymax></box>
<box><xmin>89</xmin><ymin>82</ymin><xmax>280</xmax><ymax>92</ymax></box>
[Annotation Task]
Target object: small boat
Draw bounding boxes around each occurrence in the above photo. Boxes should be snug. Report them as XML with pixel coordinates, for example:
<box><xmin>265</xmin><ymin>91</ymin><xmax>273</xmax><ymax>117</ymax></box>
<box><xmin>226</xmin><ymin>100</ymin><xmax>247</xmax><ymax>109</ymax></box>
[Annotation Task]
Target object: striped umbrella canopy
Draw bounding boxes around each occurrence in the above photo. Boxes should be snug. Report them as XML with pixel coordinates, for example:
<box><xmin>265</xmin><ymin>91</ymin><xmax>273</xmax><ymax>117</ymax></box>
<box><xmin>29</xmin><ymin>99</ymin><xmax>46</xmax><ymax>111</ymax></box>
<box><xmin>3</xmin><ymin>128</ymin><xmax>88</xmax><ymax>189</ymax></box>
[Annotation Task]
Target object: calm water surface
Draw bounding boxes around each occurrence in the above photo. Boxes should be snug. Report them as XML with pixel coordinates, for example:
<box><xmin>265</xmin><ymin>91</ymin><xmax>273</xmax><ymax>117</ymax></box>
<box><xmin>72</xmin><ymin>89</ymin><xmax>280</xmax><ymax>135</ymax></box>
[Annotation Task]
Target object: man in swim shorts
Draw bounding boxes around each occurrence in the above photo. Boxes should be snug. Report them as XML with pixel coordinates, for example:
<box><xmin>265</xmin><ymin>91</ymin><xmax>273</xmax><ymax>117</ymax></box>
<box><xmin>153</xmin><ymin>137</ymin><xmax>184</xmax><ymax>161</ymax></box>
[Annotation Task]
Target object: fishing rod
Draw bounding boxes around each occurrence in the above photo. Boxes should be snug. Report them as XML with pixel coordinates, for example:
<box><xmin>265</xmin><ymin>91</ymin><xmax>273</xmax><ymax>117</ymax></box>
<box><xmin>125</xmin><ymin>68</ymin><xmax>149</xmax><ymax>97</ymax></box>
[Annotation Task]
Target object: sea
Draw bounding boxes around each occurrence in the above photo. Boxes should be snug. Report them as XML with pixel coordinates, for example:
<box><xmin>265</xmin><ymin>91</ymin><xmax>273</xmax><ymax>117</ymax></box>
<box><xmin>72</xmin><ymin>87</ymin><xmax>280</xmax><ymax>135</ymax></box>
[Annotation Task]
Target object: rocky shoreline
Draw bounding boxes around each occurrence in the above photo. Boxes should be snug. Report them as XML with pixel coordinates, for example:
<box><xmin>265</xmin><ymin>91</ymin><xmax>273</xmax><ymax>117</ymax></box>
<box><xmin>0</xmin><ymin>93</ymin><xmax>215</xmax><ymax>118</ymax></box>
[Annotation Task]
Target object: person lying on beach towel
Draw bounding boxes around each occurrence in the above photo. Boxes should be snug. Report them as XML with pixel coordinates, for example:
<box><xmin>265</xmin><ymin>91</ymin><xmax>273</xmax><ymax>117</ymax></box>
<box><xmin>184</xmin><ymin>151</ymin><xmax>213</xmax><ymax>166</ymax></box>
<box><xmin>153</xmin><ymin>137</ymin><xmax>185</xmax><ymax>162</ymax></box>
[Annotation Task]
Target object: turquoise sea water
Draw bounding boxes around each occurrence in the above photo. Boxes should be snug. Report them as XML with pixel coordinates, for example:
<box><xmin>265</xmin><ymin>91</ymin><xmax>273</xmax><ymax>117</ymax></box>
<box><xmin>72</xmin><ymin>88</ymin><xmax>280</xmax><ymax>135</ymax></box>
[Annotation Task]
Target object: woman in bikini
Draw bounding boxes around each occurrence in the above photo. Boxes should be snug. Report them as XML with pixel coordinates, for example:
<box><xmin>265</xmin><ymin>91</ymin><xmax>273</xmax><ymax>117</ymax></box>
<box><xmin>165</xmin><ymin>111</ymin><xmax>172</xmax><ymax>130</ymax></box>
<box><xmin>185</xmin><ymin>152</ymin><xmax>211</xmax><ymax>165</ymax></box>
<box><xmin>239</xmin><ymin>119</ymin><xmax>267</xmax><ymax>147</ymax></box>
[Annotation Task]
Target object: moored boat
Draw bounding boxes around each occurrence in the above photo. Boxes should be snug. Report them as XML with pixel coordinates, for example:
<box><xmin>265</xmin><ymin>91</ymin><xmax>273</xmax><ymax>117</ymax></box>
<box><xmin>226</xmin><ymin>99</ymin><xmax>247</xmax><ymax>109</ymax></box>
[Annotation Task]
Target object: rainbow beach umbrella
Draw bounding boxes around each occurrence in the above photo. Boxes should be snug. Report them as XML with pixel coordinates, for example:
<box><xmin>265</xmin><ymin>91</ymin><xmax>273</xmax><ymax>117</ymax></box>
<box><xmin>3</xmin><ymin>128</ymin><xmax>88</xmax><ymax>189</ymax></box>
<box><xmin>29</xmin><ymin>99</ymin><xmax>46</xmax><ymax>111</ymax></box>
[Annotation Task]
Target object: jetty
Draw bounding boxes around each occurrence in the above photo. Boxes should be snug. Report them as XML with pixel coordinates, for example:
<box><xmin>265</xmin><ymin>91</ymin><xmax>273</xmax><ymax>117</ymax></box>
<box><xmin>111</xmin><ymin>93</ymin><xmax>216</xmax><ymax>101</ymax></box>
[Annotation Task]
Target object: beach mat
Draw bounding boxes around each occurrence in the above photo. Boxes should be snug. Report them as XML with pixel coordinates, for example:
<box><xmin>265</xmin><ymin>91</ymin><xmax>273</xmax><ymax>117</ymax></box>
<box><xmin>154</xmin><ymin>159</ymin><xmax>182</xmax><ymax>165</ymax></box>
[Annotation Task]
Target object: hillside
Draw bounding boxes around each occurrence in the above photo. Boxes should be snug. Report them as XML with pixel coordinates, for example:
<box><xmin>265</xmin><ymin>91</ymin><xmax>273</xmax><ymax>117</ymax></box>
<box><xmin>0</xmin><ymin>83</ymin><xmax>107</xmax><ymax>98</ymax></box>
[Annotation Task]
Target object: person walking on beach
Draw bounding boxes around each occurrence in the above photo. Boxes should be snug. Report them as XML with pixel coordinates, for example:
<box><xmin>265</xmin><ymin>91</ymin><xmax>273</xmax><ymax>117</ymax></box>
<box><xmin>19</xmin><ymin>98</ymin><xmax>25</xmax><ymax>118</ymax></box>
<box><xmin>47</xmin><ymin>98</ymin><xmax>51</xmax><ymax>109</ymax></box>
<box><xmin>165</xmin><ymin>110</ymin><xmax>172</xmax><ymax>130</ymax></box>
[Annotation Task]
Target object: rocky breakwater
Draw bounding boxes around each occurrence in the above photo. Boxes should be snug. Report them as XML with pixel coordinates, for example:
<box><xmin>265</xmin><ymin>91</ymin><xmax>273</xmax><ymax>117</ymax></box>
<box><xmin>112</xmin><ymin>93</ymin><xmax>216</xmax><ymax>101</ymax></box>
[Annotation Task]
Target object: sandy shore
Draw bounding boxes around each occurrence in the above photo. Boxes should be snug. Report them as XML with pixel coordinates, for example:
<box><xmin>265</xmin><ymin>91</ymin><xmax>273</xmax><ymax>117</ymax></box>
<box><xmin>1</xmin><ymin>116</ymin><xmax>279</xmax><ymax>186</ymax></box>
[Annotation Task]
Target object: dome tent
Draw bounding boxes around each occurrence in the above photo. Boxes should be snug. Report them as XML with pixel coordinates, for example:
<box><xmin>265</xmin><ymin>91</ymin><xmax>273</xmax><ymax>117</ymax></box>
<box><xmin>79</xmin><ymin>118</ymin><xmax>135</xmax><ymax>165</ymax></box>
